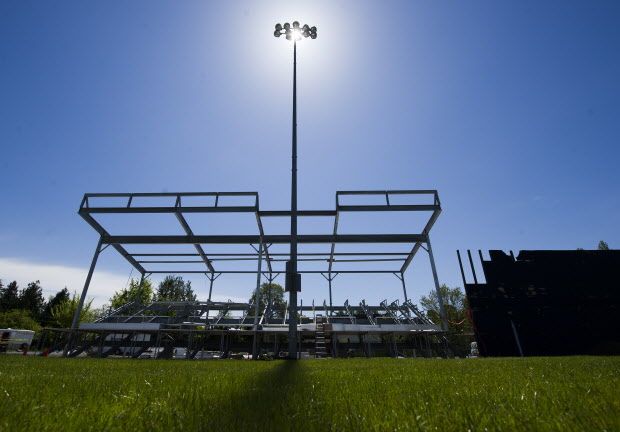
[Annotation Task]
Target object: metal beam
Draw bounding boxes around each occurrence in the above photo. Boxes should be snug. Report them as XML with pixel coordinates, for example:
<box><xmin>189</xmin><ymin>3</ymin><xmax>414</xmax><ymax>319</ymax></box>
<box><xmin>144</xmin><ymin>270</ymin><xmax>400</xmax><ymax>274</ymax></box>
<box><xmin>336</xmin><ymin>189</ymin><xmax>438</xmax><ymax>196</ymax></box>
<box><xmin>65</xmin><ymin>237</ymin><xmax>103</xmax><ymax>356</ymax></box>
<box><xmin>400</xmin><ymin>207</ymin><xmax>442</xmax><ymax>273</ymax></box>
<box><xmin>327</xmin><ymin>207</ymin><xmax>340</xmax><ymax>276</ymax></box>
<box><xmin>83</xmin><ymin>191</ymin><xmax>258</xmax><ymax>198</ymax></box>
<box><xmin>81</xmin><ymin>206</ymin><xmax>257</xmax><ymax>214</ymax></box>
<box><xmin>254</xmin><ymin>211</ymin><xmax>273</xmax><ymax>275</ymax></box>
<box><xmin>174</xmin><ymin>209</ymin><xmax>216</xmax><ymax>273</ymax></box>
<box><xmin>79</xmin><ymin>213</ymin><xmax>146</xmax><ymax>273</ymax></box>
<box><xmin>130</xmin><ymin>252</ymin><xmax>410</xmax><ymax>257</ymax></box>
<box><xmin>338</xmin><ymin>204</ymin><xmax>439</xmax><ymax>212</ymax></box>
<box><xmin>82</xmin><ymin>201</ymin><xmax>437</xmax><ymax>215</ymax></box>
<box><xmin>258</xmin><ymin>210</ymin><xmax>336</xmax><ymax>217</ymax></box>
<box><xmin>326</xmin><ymin>200</ymin><xmax>340</xmax><ymax>312</ymax></box>
<box><xmin>427</xmin><ymin>236</ymin><xmax>449</xmax><ymax>331</ymax></box>
<box><xmin>400</xmin><ymin>242</ymin><xmax>423</xmax><ymax>274</ymax></box>
<box><xmin>130</xmin><ymin>257</ymin><xmax>408</xmax><ymax>263</ymax></box>
<box><xmin>252</xmin><ymin>243</ymin><xmax>263</xmax><ymax>359</ymax></box>
<box><xmin>102</xmin><ymin>234</ymin><xmax>427</xmax><ymax>245</ymax></box>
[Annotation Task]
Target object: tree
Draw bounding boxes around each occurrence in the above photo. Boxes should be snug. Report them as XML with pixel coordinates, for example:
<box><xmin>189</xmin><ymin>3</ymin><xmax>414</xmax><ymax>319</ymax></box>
<box><xmin>0</xmin><ymin>309</ymin><xmax>41</xmax><ymax>332</ymax></box>
<box><xmin>598</xmin><ymin>240</ymin><xmax>610</xmax><ymax>250</ymax></box>
<box><xmin>420</xmin><ymin>284</ymin><xmax>473</xmax><ymax>356</ymax></box>
<box><xmin>155</xmin><ymin>276</ymin><xmax>196</xmax><ymax>302</ymax></box>
<box><xmin>40</xmin><ymin>288</ymin><xmax>70</xmax><ymax>326</ymax></box>
<box><xmin>0</xmin><ymin>281</ymin><xmax>20</xmax><ymax>311</ymax></box>
<box><xmin>51</xmin><ymin>291</ymin><xmax>95</xmax><ymax>328</ymax></box>
<box><xmin>18</xmin><ymin>281</ymin><xmax>45</xmax><ymax>320</ymax></box>
<box><xmin>248</xmin><ymin>283</ymin><xmax>286</xmax><ymax>317</ymax></box>
<box><xmin>420</xmin><ymin>284</ymin><xmax>470</xmax><ymax>326</ymax></box>
<box><xmin>90</xmin><ymin>305</ymin><xmax>111</xmax><ymax>321</ymax></box>
<box><xmin>109</xmin><ymin>278</ymin><xmax>154</xmax><ymax>309</ymax></box>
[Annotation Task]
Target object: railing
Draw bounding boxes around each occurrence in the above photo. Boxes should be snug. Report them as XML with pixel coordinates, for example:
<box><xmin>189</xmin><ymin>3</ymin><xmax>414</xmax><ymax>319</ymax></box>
<box><xmin>80</xmin><ymin>191</ymin><xmax>259</xmax><ymax>213</ymax></box>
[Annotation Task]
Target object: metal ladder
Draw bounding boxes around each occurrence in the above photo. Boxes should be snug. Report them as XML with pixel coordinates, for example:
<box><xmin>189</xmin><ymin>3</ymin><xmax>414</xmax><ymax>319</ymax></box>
<box><xmin>315</xmin><ymin>314</ymin><xmax>328</xmax><ymax>358</ymax></box>
<box><xmin>359</xmin><ymin>299</ymin><xmax>376</xmax><ymax>325</ymax></box>
<box><xmin>343</xmin><ymin>299</ymin><xmax>356</xmax><ymax>323</ymax></box>
<box><xmin>380</xmin><ymin>299</ymin><xmax>402</xmax><ymax>324</ymax></box>
<box><xmin>393</xmin><ymin>300</ymin><xmax>416</xmax><ymax>324</ymax></box>
<box><xmin>403</xmin><ymin>300</ymin><xmax>435</xmax><ymax>325</ymax></box>
<box><xmin>403</xmin><ymin>299</ymin><xmax>450</xmax><ymax>349</ymax></box>
<box><xmin>213</xmin><ymin>303</ymin><xmax>232</xmax><ymax>325</ymax></box>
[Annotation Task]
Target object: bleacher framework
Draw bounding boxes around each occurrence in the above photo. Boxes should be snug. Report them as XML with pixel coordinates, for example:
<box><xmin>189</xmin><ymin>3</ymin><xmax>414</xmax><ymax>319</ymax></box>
<box><xmin>55</xmin><ymin>189</ymin><xmax>449</xmax><ymax>359</ymax></box>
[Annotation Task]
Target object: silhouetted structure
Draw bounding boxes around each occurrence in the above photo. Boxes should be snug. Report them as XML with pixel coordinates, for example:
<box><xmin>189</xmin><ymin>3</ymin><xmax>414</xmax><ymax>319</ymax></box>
<box><xmin>459</xmin><ymin>249</ymin><xmax>620</xmax><ymax>356</ymax></box>
<box><xmin>60</xmin><ymin>190</ymin><xmax>449</xmax><ymax>359</ymax></box>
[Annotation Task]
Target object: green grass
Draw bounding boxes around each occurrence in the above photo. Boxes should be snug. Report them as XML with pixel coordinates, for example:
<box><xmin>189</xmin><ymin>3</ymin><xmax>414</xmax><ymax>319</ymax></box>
<box><xmin>0</xmin><ymin>356</ymin><xmax>618</xmax><ymax>431</ymax></box>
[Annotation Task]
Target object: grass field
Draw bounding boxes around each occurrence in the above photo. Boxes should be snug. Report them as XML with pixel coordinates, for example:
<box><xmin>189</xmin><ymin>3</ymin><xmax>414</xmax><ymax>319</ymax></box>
<box><xmin>0</xmin><ymin>356</ymin><xmax>618</xmax><ymax>431</ymax></box>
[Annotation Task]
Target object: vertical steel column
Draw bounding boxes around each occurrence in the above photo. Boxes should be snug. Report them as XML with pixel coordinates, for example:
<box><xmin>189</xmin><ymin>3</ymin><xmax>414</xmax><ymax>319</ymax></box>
<box><xmin>426</xmin><ymin>236</ymin><xmax>449</xmax><ymax>331</ymax></box>
<box><xmin>205</xmin><ymin>272</ymin><xmax>216</xmax><ymax>324</ymax></box>
<box><xmin>65</xmin><ymin>237</ymin><xmax>103</xmax><ymax>356</ymax></box>
<box><xmin>467</xmin><ymin>250</ymin><xmax>478</xmax><ymax>284</ymax></box>
<box><xmin>328</xmin><ymin>277</ymin><xmax>333</xmax><ymax>316</ymax></box>
<box><xmin>252</xmin><ymin>243</ymin><xmax>264</xmax><ymax>359</ymax></box>
<box><xmin>457</xmin><ymin>250</ymin><xmax>468</xmax><ymax>287</ymax></box>
<box><xmin>287</xmin><ymin>38</ymin><xmax>299</xmax><ymax>359</ymax></box>
<box><xmin>399</xmin><ymin>272</ymin><xmax>408</xmax><ymax>303</ymax></box>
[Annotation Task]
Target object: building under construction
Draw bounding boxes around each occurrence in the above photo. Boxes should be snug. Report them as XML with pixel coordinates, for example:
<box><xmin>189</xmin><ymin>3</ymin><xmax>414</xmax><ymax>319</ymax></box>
<box><xmin>459</xmin><ymin>249</ymin><xmax>620</xmax><ymax>356</ymax></box>
<box><xmin>48</xmin><ymin>189</ymin><xmax>450</xmax><ymax>359</ymax></box>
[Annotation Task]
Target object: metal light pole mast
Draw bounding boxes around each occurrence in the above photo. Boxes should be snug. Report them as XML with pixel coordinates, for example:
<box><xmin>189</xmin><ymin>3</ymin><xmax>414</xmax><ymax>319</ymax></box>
<box><xmin>274</xmin><ymin>21</ymin><xmax>317</xmax><ymax>359</ymax></box>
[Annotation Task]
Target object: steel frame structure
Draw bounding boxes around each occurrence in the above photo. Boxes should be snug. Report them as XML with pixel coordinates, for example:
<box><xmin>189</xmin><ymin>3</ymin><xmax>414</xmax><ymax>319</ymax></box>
<box><xmin>67</xmin><ymin>189</ymin><xmax>448</xmax><ymax>358</ymax></box>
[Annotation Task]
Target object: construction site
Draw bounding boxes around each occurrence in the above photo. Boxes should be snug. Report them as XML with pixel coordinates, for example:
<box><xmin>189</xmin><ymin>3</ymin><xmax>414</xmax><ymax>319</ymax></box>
<box><xmin>45</xmin><ymin>190</ymin><xmax>450</xmax><ymax>359</ymax></box>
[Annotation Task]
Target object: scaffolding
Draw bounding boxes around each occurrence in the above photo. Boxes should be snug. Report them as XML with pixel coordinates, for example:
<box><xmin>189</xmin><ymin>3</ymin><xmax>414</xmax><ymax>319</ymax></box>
<box><xmin>58</xmin><ymin>189</ymin><xmax>448</xmax><ymax>359</ymax></box>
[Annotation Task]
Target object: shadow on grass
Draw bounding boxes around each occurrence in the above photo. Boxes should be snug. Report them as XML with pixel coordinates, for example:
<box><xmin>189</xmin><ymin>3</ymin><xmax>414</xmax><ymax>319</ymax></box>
<box><xmin>201</xmin><ymin>360</ymin><xmax>311</xmax><ymax>430</ymax></box>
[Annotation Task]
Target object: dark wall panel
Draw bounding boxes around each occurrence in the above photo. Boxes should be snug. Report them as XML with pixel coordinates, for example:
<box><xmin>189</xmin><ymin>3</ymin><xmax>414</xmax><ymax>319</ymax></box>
<box><xmin>465</xmin><ymin>250</ymin><xmax>620</xmax><ymax>356</ymax></box>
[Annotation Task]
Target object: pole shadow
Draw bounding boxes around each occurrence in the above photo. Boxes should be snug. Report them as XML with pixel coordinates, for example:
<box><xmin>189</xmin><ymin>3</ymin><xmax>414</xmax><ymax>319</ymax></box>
<box><xmin>197</xmin><ymin>360</ymin><xmax>310</xmax><ymax>431</ymax></box>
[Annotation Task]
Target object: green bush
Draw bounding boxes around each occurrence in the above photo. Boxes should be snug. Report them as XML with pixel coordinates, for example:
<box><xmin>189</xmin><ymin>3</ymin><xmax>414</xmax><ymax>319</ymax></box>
<box><xmin>0</xmin><ymin>309</ymin><xmax>41</xmax><ymax>332</ymax></box>
<box><xmin>50</xmin><ymin>292</ymin><xmax>95</xmax><ymax>328</ymax></box>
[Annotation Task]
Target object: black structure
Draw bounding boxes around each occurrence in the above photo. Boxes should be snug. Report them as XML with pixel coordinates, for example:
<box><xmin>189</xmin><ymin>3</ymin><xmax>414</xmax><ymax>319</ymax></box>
<box><xmin>459</xmin><ymin>249</ymin><xmax>620</xmax><ymax>356</ymax></box>
<box><xmin>62</xmin><ymin>190</ymin><xmax>448</xmax><ymax>359</ymax></box>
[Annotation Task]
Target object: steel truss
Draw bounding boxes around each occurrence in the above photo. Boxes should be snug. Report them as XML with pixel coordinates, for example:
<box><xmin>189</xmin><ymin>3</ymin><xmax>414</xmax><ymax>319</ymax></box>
<box><xmin>65</xmin><ymin>189</ymin><xmax>448</xmax><ymax>358</ymax></box>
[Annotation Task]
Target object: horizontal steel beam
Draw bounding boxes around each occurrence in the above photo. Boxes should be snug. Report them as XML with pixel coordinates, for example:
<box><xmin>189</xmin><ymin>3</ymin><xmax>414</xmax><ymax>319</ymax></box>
<box><xmin>81</xmin><ymin>206</ymin><xmax>437</xmax><ymax>215</ymax></box>
<box><xmin>81</xmin><ymin>206</ymin><xmax>257</xmax><ymax>214</ymax></box>
<box><xmin>258</xmin><ymin>210</ymin><xmax>336</xmax><ymax>217</ymax></box>
<box><xmin>144</xmin><ymin>270</ymin><xmax>400</xmax><ymax>274</ymax></box>
<box><xmin>337</xmin><ymin>204</ymin><xmax>439</xmax><ymax>212</ymax></box>
<box><xmin>130</xmin><ymin>252</ymin><xmax>410</xmax><ymax>257</ymax></box>
<box><xmin>102</xmin><ymin>234</ymin><xmax>426</xmax><ymax>245</ymax></box>
<box><xmin>336</xmin><ymin>190</ymin><xmax>437</xmax><ymax>195</ymax></box>
<box><xmin>84</xmin><ymin>192</ymin><xmax>257</xmax><ymax>198</ymax></box>
<box><xmin>136</xmin><ymin>258</ymin><xmax>405</xmax><ymax>263</ymax></box>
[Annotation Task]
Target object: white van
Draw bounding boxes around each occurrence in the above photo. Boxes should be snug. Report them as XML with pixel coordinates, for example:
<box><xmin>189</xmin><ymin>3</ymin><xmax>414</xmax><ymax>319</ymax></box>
<box><xmin>0</xmin><ymin>329</ymin><xmax>35</xmax><ymax>352</ymax></box>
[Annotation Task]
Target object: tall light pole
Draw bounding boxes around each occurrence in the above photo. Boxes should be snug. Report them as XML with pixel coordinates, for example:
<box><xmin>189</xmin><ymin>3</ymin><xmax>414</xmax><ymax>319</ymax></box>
<box><xmin>274</xmin><ymin>21</ymin><xmax>317</xmax><ymax>359</ymax></box>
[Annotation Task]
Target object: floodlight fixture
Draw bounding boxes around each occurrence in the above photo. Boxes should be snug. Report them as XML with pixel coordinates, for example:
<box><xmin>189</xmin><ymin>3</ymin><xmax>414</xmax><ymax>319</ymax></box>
<box><xmin>274</xmin><ymin>22</ymin><xmax>318</xmax><ymax>42</ymax></box>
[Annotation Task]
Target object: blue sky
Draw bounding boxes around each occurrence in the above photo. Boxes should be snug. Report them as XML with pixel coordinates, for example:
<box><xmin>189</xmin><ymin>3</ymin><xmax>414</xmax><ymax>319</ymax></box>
<box><xmin>1</xmin><ymin>1</ymin><xmax>619</xmax><ymax>306</ymax></box>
